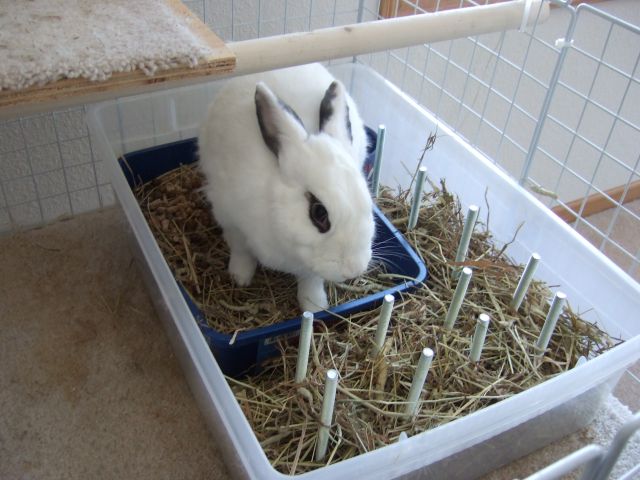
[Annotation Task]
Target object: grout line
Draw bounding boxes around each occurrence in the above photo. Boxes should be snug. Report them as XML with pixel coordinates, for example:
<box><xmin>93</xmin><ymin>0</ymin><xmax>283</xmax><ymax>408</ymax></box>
<box><xmin>16</xmin><ymin>117</ymin><xmax>44</xmax><ymax>224</ymax></box>
<box><xmin>51</xmin><ymin>112</ymin><xmax>75</xmax><ymax>218</ymax></box>
<box><xmin>0</xmin><ymin>132</ymin><xmax>92</xmax><ymax>158</ymax></box>
<box><xmin>83</xmin><ymin>104</ymin><xmax>102</xmax><ymax>209</ymax></box>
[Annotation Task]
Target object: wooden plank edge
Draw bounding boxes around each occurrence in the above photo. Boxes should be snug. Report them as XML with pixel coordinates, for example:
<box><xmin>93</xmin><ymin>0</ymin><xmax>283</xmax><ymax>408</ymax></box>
<box><xmin>164</xmin><ymin>0</ymin><xmax>233</xmax><ymax>62</ymax></box>
<box><xmin>0</xmin><ymin>59</ymin><xmax>235</xmax><ymax>109</ymax></box>
<box><xmin>0</xmin><ymin>61</ymin><xmax>236</xmax><ymax>119</ymax></box>
<box><xmin>379</xmin><ymin>0</ymin><xmax>400</xmax><ymax>18</ymax></box>
<box><xmin>551</xmin><ymin>180</ymin><xmax>640</xmax><ymax>223</ymax></box>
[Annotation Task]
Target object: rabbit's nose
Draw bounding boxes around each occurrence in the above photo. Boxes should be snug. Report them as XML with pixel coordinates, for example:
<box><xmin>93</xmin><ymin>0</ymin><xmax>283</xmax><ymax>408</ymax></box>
<box><xmin>342</xmin><ymin>255</ymin><xmax>370</xmax><ymax>279</ymax></box>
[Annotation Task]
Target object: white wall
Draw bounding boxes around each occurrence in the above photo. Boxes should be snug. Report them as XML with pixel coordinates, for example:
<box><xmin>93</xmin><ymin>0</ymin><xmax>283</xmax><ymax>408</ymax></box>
<box><xmin>0</xmin><ymin>106</ymin><xmax>110</xmax><ymax>231</ymax></box>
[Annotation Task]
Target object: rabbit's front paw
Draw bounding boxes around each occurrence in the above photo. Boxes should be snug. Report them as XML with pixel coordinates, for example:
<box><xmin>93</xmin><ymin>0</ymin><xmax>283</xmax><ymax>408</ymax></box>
<box><xmin>229</xmin><ymin>251</ymin><xmax>257</xmax><ymax>286</ymax></box>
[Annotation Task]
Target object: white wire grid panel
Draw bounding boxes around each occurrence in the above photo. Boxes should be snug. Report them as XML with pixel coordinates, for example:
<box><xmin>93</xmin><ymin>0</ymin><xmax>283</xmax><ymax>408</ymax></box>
<box><xmin>0</xmin><ymin>0</ymin><xmax>638</xmax><ymax>284</ymax></box>
<box><xmin>353</xmin><ymin>0</ymin><xmax>640</xmax><ymax>281</ymax></box>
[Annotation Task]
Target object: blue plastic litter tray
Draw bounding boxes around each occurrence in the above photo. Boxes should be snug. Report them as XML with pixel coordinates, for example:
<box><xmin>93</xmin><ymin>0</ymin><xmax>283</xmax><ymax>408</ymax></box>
<box><xmin>120</xmin><ymin>136</ymin><xmax>427</xmax><ymax>377</ymax></box>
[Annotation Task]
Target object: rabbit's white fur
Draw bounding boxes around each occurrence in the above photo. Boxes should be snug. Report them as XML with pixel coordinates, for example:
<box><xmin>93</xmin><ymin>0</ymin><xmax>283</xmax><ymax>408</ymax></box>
<box><xmin>199</xmin><ymin>63</ymin><xmax>374</xmax><ymax>312</ymax></box>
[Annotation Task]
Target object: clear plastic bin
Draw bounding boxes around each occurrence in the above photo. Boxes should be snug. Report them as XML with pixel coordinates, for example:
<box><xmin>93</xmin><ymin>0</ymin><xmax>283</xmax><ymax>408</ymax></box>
<box><xmin>87</xmin><ymin>63</ymin><xmax>640</xmax><ymax>480</ymax></box>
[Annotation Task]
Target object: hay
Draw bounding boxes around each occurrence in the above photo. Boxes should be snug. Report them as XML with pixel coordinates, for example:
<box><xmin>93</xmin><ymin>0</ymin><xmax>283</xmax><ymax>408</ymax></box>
<box><xmin>134</xmin><ymin>159</ymin><xmax>620</xmax><ymax>475</ymax></box>
<box><xmin>134</xmin><ymin>164</ymin><xmax>395</xmax><ymax>335</ymax></box>
<box><xmin>225</xmin><ymin>181</ymin><xmax>618</xmax><ymax>474</ymax></box>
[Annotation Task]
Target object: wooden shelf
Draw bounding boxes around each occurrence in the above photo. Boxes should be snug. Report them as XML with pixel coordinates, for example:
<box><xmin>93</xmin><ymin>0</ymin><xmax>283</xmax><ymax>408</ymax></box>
<box><xmin>552</xmin><ymin>180</ymin><xmax>640</xmax><ymax>223</ymax></box>
<box><xmin>0</xmin><ymin>0</ymin><xmax>235</xmax><ymax>119</ymax></box>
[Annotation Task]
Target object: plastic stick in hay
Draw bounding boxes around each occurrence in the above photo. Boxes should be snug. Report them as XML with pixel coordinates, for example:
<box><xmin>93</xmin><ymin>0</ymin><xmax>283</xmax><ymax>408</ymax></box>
<box><xmin>315</xmin><ymin>369</ymin><xmax>339</xmax><ymax>462</ymax></box>
<box><xmin>404</xmin><ymin>348</ymin><xmax>434</xmax><ymax>417</ymax></box>
<box><xmin>294</xmin><ymin>311</ymin><xmax>314</xmax><ymax>383</ymax></box>
<box><xmin>469</xmin><ymin>313</ymin><xmax>491</xmax><ymax>362</ymax></box>
<box><xmin>371</xmin><ymin>125</ymin><xmax>386</xmax><ymax>197</ymax></box>
<box><xmin>408</xmin><ymin>166</ymin><xmax>428</xmax><ymax>231</ymax></box>
<box><xmin>535</xmin><ymin>292</ymin><xmax>567</xmax><ymax>354</ymax></box>
<box><xmin>372</xmin><ymin>294</ymin><xmax>395</xmax><ymax>356</ymax></box>
<box><xmin>444</xmin><ymin>267</ymin><xmax>473</xmax><ymax>331</ymax></box>
<box><xmin>510</xmin><ymin>252</ymin><xmax>541</xmax><ymax>311</ymax></box>
<box><xmin>453</xmin><ymin>205</ymin><xmax>479</xmax><ymax>277</ymax></box>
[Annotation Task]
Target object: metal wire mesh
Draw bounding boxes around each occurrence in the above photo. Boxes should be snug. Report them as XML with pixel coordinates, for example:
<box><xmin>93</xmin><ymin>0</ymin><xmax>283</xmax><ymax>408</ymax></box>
<box><xmin>528</xmin><ymin>4</ymin><xmax>640</xmax><ymax>281</ymax></box>
<box><xmin>352</xmin><ymin>0</ymin><xmax>640</xmax><ymax>281</ymax></box>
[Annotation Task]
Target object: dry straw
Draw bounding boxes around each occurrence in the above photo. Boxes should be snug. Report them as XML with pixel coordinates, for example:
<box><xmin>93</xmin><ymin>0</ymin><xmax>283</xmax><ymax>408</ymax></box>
<box><xmin>134</xmin><ymin>164</ymin><xmax>394</xmax><ymax>336</ymax></box>
<box><xmin>135</xmin><ymin>160</ymin><xmax>619</xmax><ymax>475</ymax></box>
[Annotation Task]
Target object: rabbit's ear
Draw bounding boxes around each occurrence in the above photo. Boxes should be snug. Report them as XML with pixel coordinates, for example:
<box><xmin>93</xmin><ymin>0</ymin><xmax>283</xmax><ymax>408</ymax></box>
<box><xmin>255</xmin><ymin>82</ymin><xmax>308</xmax><ymax>158</ymax></box>
<box><xmin>319</xmin><ymin>81</ymin><xmax>353</xmax><ymax>147</ymax></box>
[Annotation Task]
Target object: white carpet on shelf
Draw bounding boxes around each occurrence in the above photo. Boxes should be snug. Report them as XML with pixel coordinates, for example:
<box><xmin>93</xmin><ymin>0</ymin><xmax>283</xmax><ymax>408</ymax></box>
<box><xmin>0</xmin><ymin>0</ymin><xmax>216</xmax><ymax>91</ymax></box>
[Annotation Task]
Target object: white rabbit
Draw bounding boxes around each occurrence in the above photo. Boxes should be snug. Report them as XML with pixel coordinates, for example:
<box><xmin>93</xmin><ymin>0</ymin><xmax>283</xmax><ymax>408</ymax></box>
<box><xmin>198</xmin><ymin>63</ymin><xmax>374</xmax><ymax>313</ymax></box>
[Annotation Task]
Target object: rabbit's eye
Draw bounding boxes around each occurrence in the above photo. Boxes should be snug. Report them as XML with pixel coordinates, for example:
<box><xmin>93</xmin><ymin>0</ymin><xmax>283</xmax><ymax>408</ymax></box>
<box><xmin>307</xmin><ymin>193</ymin><xmax>331</xmax><ymax>233</ymax></box>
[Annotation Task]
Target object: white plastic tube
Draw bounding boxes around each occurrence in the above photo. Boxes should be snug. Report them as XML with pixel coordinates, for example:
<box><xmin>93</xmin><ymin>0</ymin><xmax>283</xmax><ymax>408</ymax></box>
<box><xmin>453</xmin><ymin>205</ymin><xmax>479</xmax><ymax>277</ymax></box>
<box><xmin>315</xmin><ymin>369</ymin><xmax>339</xmax><ymax>462</ymax></box>
<box><xmin>469</xmin><ymin>314</ymin><xmax>490</xmax><ymax>362</ymax></box>
<box><xmin>295</xmin><ymin>311</ymin><xmax>314</xmax><ymax>383</ymax></box>
<box><xmin>404</xmin><ymin>348</ymin><xmax>434</xmax><ymax>417</ymax></box>
<box><xmin>229</xmin><ymin>1</ymin><xmax>549</xmax><ymax>75</ymax></box>
<box><xmin>535</xmin><ymin>292</ymin><xmax>567</xmax><ymax>353</ymax></box>
<box><xmin>373</xmin><ymin>294</ymin><xmax>394</xmax><ymax>356</ymax></box>
<box><xmin>444</xmin><ymin>267</ymin><xmax>473</xmax><ymax>331</ymax></box>
<box><xmin>510</xmin><ymin>253</ymin><xmax>541</xmax><ymax>311</ymax></box>
<box><xmin>408</xmin><ymin>166</ymin><xmax>427</xmax><ymax>231</ymax></box>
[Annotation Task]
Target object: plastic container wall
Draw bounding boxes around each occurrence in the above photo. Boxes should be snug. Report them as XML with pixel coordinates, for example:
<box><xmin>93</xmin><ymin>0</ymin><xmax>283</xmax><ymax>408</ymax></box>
<box><xmin>88</xmin><ymin>63</ymin><xmax>640</xmax><ymax>480</ymax></box>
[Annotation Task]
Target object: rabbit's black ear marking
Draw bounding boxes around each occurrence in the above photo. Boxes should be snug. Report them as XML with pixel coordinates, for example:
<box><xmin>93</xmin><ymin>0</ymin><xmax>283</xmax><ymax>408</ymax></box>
<box><xmin>344</xmin><ymin>104</ymin><xmax>353</xmax><ymax>143</ymax></box>
<box><xmin>255</xmin><ymin>82</ymin><xmax>307</xmax><ymax>158</ymax></box>
<box><xmin>319</xmin><ymin>82</ymin><xmax>337</xmax><ymax>132</ymax></box>
<box><xmin>255</xmin><ymin>85</ymin><xmax>281</xmax><ymax>157</ymax></box>
<box><xmin>319</xmin><ymin>81</ymin><xmax>353</xmax><ymax>144</ymax></box>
